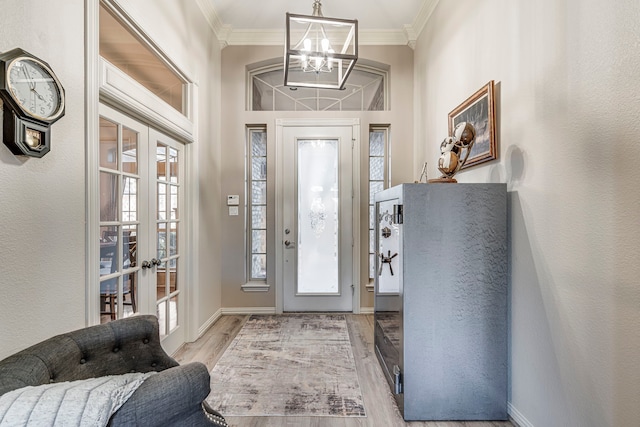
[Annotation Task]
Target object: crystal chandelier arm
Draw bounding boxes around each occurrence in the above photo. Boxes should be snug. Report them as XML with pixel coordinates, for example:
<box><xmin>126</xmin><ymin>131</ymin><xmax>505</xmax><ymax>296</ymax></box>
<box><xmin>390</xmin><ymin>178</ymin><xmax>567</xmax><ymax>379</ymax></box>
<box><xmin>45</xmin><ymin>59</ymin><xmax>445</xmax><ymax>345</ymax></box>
<box><xmin>319</xmin><ymin>25</ymin><xmax>331</xmax><ymax>50</ymax></box>
<box><xmin>293</xmin><ymin>24</ymin><xmax>332</xmax><ymax>53</ymax></box>
<box><xmin>293</xmin><ymin>25</ymin><xmax>314</xmax><ymax>50</ymax></box>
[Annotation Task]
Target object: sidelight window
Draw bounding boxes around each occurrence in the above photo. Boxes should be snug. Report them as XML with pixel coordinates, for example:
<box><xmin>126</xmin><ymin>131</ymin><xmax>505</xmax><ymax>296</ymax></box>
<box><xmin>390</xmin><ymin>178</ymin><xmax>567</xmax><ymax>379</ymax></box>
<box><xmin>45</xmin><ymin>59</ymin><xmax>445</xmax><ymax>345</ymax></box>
<box><xmin>368</xmin><ymin>125</ymin><xmax>391</xmax><ymax>282</ymax></box>
<box><xmin>246</xmin><ymin>126</ymin><xmax>268</xmax><ymax>282</ymax></box>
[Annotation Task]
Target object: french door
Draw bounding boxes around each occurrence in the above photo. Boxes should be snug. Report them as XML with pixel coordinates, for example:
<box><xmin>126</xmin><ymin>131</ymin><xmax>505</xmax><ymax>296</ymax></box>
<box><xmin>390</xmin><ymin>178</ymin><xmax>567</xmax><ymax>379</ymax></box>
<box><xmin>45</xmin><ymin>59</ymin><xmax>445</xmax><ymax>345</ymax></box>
<box><xmin>98</xmin><ymin>104</ymin><xmax>185</xmax><ymax>354</ymax></box>
<box><xmin>279</xmin><ymin>121</ymin><xmax>358</xmax><ymax>312</ymax></box>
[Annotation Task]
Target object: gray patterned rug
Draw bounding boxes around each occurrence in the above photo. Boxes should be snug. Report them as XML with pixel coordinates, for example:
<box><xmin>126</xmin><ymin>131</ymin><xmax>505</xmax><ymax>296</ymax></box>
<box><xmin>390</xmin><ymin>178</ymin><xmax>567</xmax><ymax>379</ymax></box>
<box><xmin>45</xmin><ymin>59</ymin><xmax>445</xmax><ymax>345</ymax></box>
<box><xmin>206</xmin><ymin>314</ymin><xmax>366</xmax><ymax>417</ymax></box>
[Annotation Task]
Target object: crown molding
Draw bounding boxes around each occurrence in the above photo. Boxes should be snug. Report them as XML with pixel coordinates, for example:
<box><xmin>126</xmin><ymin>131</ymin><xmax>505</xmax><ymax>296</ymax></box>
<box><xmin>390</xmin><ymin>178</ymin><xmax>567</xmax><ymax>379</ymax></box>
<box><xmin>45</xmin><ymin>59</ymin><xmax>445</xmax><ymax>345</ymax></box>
<box><xmin>219</xmin><ymin>28</ymin><xmax>413</xmax><ymax>47</ymax></box>
<box><xmin>228</xmin><ymin>29</ymin><xmax>284</xmax><ymax>46</ymax></box>
<box><xmin>194</xmin><ymin>0</ymin><xmax>229</xmax><ymax>48</ymax></box>
<box><xmin>412</xmin><ymin>0</ymin><xmax>441</xmax><ymax>38</ymax></box>
<box><xmin>359</xmin><ymin>29</ymin><xmax>412</xmax><ymax>46</ymax></box>
<box><xmin>196</xmin><ymin>0</ymin><xmax>442</xmax><ymax>49</ymax></box>
<box><xmin>403</xmin><ymin>24</ymin><xmax>418</xmax><ymax>49</ymax></box>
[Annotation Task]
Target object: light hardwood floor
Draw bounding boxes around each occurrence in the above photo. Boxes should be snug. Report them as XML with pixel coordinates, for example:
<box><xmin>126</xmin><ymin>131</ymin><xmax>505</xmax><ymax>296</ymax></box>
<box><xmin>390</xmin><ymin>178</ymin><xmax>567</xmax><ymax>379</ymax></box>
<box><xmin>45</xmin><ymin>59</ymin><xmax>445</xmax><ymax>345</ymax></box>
<box><xmin>173</xmin><ymin>314</ymin><xmax>515</xmax><ymax>427</ymax></box>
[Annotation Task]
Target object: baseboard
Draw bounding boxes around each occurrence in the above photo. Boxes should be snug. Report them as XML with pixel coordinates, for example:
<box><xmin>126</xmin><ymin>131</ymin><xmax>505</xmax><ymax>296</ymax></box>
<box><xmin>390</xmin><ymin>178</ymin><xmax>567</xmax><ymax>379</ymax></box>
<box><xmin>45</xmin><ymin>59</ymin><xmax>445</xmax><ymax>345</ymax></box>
<box><xmin>221</xmin><ymin>307</ymin><xmax>277</xmax><ymax>315</ymax></box>
<box><xmin>508</xmin><ymin>402</ymin><xmax>534</xmax><ymax>427</ymax></box>
<box><xmin>197</xmin><ymin>308</ymin><xmax>223</xmax><ymax>338</ymax></box>
<box><xmin>359</xmin><ymin>306</ymin><xmax>374</xmax><ymax>314</ymax></box>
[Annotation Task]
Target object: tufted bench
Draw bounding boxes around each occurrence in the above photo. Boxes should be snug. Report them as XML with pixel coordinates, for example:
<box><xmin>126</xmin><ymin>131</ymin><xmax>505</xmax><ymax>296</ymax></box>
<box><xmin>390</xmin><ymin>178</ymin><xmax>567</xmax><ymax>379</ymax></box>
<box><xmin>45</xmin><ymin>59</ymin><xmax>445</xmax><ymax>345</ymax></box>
<box><xmin>0</xmin><ymin>314</ymin><xmax>226</xmax><ymax>426</ymax></box>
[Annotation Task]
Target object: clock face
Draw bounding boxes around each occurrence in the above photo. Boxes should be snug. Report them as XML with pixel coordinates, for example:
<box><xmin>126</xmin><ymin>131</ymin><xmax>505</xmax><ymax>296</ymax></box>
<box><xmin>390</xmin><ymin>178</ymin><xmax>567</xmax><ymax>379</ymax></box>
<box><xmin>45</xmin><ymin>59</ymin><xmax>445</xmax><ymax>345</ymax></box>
<box><xmin>7</xmin><ymin>57</ymin><xmax>63</xmax><ymax>121</ymax></box>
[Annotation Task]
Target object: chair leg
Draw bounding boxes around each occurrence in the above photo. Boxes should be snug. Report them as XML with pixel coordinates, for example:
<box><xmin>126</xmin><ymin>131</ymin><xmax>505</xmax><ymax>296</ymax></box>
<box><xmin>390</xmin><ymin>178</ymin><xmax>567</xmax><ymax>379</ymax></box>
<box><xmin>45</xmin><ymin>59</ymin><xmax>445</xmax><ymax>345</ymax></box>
<box><xmin>130</xmin><ymin>287</ymin><xmax>137</xmax><ymax>313</ymax></box>
<box><xmin>129</xmin><ymin>278</ymin><xmax>137</xmax><ymax>313</ymax></box>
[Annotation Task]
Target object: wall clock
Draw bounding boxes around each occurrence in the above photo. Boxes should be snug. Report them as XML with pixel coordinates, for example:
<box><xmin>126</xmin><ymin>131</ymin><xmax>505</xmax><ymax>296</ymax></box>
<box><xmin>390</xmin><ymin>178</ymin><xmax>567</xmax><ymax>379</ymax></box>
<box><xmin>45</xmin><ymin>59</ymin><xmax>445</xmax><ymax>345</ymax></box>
<box><xmin>0</xmin><ymin>48</ymin><xmax>65</xmax><ymax>157</ymax></box>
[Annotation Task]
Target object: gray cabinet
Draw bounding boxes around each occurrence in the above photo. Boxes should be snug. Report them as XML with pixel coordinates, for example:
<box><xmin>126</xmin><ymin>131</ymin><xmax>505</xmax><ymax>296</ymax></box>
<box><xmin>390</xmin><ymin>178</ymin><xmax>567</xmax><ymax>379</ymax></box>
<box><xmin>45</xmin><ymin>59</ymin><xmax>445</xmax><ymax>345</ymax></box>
<box><xmin>374</xmin><ymin>183</ymin><xmax>508</xmax><ymax>421</ymax></box>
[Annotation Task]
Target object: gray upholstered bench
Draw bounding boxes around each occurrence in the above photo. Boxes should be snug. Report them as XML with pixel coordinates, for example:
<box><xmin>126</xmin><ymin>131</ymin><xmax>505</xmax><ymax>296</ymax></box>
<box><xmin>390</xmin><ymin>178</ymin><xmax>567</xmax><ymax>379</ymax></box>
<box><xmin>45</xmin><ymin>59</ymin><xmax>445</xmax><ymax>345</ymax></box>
<box><xmin>0</xmin><ymin>315</ymin><xmax>227</xmax><ymax>426</ymax></box>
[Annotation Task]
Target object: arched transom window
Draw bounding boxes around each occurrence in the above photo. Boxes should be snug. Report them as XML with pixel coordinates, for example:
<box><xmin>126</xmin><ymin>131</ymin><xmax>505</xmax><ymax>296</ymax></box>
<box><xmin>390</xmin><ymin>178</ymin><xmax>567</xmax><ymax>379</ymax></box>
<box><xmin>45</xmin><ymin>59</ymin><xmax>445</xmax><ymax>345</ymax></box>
<box><xmin>249</xmin><ymin>60</ymin><xmax>389</xmax><ymax>111</ymax></box>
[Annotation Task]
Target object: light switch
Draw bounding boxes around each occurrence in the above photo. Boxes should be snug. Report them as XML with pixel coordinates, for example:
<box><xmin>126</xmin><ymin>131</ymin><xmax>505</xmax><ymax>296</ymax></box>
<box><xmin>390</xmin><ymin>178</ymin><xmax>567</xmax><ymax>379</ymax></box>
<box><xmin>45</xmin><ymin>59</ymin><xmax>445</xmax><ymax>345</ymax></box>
<box><xmin>229</xmin><ymin>206</ymin><xmax>239</xmax><ymax>216</ymax></box>
<box><xmin>227</xmin><ymin>195</ymin><xmax>239</xmax><ymax>206</ymax></box>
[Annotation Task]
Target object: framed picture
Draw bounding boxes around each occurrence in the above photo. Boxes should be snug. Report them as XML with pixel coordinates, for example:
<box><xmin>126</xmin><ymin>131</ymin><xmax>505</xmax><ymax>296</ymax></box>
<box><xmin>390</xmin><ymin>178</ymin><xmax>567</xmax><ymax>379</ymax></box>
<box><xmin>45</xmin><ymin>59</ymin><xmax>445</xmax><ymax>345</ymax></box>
<box><xmin>448</xmin><ymin>80</ymin><xmax>496</xmax><ymax>169</ymax></box>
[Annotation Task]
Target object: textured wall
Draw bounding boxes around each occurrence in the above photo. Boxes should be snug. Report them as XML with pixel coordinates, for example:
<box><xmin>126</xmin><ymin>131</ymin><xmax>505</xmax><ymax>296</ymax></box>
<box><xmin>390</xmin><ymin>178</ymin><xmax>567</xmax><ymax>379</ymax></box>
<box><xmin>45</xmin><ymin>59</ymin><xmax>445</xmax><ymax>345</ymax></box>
<box><xmin>414</xmin><ymin>0</ymin><xmax>640</xmax><ymax>426</ymax></box>
<box><xmin>0</xmin><ymin>0</ymin><xmax>86</xmax><ymax>359</ymax></box>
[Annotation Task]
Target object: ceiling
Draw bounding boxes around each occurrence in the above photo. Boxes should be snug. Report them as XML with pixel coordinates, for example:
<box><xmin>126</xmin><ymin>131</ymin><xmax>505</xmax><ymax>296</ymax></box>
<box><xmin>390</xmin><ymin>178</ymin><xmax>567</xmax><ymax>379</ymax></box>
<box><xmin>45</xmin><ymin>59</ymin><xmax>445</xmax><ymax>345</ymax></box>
<box><xmin>197</xmin><ymin>0</ymin><xmax>440</xmax><ymax>47</ymax></box>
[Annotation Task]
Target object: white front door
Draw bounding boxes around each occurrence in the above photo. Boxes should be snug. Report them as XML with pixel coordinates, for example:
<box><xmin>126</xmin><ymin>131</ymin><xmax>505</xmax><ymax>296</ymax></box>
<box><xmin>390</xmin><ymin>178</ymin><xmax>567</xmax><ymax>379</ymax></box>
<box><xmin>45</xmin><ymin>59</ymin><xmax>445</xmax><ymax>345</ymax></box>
<box><xmin>278</xmin><ymin>121</ymin><xmax>358</xmax><ymax>312</ymax></box>
<box><xmin>98</xmin><ymin>104</ymin><xmax>185</xmax><ymax>354</ymax></box>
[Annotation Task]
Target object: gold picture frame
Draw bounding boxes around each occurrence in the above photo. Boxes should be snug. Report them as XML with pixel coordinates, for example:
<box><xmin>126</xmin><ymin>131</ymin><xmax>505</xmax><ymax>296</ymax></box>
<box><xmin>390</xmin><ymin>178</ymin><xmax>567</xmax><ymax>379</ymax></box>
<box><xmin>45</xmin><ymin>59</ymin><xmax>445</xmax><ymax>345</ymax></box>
<box><xmin>448</xmin><ymin>80</ymin><xmax>497</xmax><ymax>169</ymax></box>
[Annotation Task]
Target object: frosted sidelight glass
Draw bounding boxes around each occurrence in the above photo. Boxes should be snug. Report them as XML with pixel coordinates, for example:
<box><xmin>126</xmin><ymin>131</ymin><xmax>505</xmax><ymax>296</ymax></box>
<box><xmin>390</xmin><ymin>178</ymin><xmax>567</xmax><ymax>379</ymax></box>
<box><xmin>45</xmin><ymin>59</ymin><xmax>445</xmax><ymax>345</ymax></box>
<box><xmin>252</xmin><ymin>255</ymin><xmax>266</xmax><ymax>279</ymax></box>
<box><xmin>297</xmin><ymin>139</ymin><xmax>339</xmax><ymax>294</ymax></box>
<box><xmin>369</xmin><ymin>157</ymin><xmax>384</xmax><ymax>180</ymax></box>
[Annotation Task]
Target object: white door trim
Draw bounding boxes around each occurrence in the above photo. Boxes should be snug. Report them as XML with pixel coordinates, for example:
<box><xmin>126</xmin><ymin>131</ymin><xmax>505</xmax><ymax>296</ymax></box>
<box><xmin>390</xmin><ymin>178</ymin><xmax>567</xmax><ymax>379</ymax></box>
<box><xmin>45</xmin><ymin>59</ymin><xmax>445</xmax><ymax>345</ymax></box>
<box><xmin>86</xmin><ymin>0</ymin><xmax>101</xmax><ymax>325</ymax></box>
<box><xmin>275</xmin><ymin>118</ymin><xmax>361</xmax><ymax>314</ymax></box>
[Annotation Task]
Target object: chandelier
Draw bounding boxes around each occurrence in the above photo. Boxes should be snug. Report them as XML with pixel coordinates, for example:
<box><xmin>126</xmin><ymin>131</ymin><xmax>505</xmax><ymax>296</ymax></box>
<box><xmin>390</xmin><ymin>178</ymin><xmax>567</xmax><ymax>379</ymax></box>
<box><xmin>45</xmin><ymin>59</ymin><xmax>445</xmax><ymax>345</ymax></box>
<box><xmin>284</xmin><ymin>0</ymin><xmax>358</xmax><ymax>90</ymax></box>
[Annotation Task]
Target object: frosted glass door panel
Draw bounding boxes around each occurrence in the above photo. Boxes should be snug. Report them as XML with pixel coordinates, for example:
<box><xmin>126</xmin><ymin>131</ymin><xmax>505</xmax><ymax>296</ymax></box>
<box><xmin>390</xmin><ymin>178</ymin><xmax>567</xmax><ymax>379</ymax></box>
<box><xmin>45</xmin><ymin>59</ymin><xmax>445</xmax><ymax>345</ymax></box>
<box><xmin>297</xmin><ymin>140</ymin><xmax>339</xmax><ymax>294</ymax></box>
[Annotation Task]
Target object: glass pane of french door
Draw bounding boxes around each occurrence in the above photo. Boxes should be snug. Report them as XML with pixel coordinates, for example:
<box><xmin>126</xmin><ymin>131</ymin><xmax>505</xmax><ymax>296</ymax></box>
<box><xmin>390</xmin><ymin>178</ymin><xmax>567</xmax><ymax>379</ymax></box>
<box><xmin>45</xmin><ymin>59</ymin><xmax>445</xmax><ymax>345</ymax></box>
<box><xmin>98</xmin><ymin>112</ymin><xmax>146</xmax><ymax>323</ymax></box>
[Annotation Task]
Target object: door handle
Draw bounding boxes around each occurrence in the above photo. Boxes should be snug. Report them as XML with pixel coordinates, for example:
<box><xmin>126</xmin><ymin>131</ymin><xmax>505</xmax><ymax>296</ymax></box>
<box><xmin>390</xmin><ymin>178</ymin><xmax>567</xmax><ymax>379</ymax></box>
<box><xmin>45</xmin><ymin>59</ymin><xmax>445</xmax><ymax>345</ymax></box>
<box><xmin>141</xmin><ymin>258</ymin><xmax>161</xmax><ymax>269</ymax></box>
<box><xmin>284</xmin><ymin>240</ymin><xmax>296</xmax><ymax>249</ymax></box>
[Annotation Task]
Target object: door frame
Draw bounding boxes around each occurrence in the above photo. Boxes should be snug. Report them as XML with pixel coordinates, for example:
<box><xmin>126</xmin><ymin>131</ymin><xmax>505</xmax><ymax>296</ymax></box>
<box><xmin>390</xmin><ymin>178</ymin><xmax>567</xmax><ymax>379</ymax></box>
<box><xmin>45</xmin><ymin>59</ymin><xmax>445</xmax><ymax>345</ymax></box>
<box><xmin>86</xmin><ymin>1</ymin><xmax>199</xmax><ymax>345</ymax></box>
<box><xmin>275</xmin><ymin>118</ymin><xmax>361</xmax><ymax>314</ymax></box>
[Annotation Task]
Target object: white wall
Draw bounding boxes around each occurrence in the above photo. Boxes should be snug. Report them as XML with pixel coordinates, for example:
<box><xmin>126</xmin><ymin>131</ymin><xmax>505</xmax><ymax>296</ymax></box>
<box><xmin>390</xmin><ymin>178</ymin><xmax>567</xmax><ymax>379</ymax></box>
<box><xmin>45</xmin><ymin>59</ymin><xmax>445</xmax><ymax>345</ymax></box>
<box><xmin>113</xmin><ymin>0</ymin><xmax>224</xmax><ymax>340</ymax></box>
<box><xmin>414</xmin><ymin>1</ymin><xmax>640</xmax><ymax>426</ymax></box>
<box><xmin>0</xmin><ymin>0</ymin><xmax>86</xmax><ymax>358</ymax></box>
<box><xmin>0</xmin><ymin>0</ymin><xmax>223</xmax><ymax>360</ymax></box>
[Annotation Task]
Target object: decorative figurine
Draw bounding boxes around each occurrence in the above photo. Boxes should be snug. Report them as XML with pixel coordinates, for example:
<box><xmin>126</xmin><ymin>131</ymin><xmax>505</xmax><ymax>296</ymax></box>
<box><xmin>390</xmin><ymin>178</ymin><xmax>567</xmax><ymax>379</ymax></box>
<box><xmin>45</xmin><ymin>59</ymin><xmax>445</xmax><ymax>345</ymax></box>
<box><xmin>428</xmin><ymin>121</ymin><xmax>476</xmax><ymax>183</ymax></box>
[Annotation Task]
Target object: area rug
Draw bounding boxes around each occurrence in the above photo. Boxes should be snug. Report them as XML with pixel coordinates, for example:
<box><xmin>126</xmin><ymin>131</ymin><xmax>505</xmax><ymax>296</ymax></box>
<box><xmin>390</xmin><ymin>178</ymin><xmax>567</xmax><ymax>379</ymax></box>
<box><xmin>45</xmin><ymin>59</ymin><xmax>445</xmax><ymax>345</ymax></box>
<box><xmin>206</xmin><ymin>314</ymin><xmax>366</xmax><ymax>417</ymax></box>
